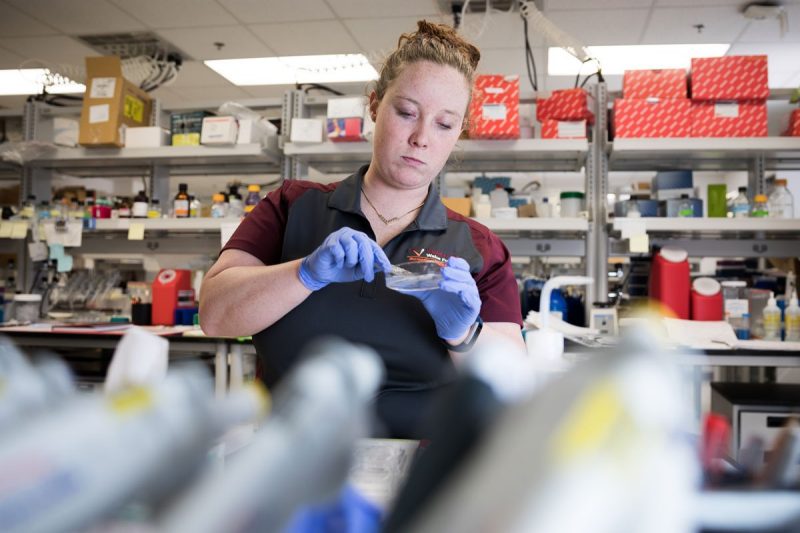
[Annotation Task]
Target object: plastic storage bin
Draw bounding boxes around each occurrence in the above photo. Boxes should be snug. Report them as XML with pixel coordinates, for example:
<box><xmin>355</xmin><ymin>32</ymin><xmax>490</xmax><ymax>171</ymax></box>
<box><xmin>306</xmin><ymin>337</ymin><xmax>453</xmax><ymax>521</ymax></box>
<box><xmin>13</xmin><ymin>294</ymin><xmax>41</xmax><ymax>322</ymax></box>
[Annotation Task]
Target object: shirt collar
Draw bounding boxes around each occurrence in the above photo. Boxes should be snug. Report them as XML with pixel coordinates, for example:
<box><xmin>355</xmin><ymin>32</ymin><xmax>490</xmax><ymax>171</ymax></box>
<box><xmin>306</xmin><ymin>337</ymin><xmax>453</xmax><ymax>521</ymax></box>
<box><xmin>328</xmin><ymin>164</ymin><xmax>448</xmax><ymax>231</ymax></box>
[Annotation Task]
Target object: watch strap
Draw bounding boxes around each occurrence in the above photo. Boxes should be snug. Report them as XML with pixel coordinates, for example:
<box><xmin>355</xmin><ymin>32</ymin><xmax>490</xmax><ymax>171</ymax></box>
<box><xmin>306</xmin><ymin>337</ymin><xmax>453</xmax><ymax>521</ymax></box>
<box><xmin>445</xmin><ymin>316</ymin><xmax>483</xmax><ymax>353</ymax></box>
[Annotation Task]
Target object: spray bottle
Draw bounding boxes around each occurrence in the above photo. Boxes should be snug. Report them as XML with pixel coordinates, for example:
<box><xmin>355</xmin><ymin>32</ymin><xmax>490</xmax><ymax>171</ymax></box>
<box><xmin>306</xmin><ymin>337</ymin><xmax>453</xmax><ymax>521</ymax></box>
<box><xmin>762</xmin><ymin>292</ymin><xmax>782</xmax><ymax>341</ymax></box>
<box><xmin>785</xmin><ymin>291</ymin><xmax>800</xmax><ymax>342</ymax></box>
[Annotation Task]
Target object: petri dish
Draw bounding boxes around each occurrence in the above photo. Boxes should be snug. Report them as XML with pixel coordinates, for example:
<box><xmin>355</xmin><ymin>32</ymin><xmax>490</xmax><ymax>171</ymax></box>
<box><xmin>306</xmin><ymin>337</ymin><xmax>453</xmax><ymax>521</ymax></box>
<box><xmin>385</xmin><ymin>261</ymin><xmax>443</xmax><ymax>293</ymax></box>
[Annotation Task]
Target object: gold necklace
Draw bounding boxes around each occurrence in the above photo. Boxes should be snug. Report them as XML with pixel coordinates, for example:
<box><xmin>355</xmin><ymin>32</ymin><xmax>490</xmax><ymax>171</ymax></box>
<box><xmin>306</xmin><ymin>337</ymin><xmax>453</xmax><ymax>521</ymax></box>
<box><xmin>361</xmin><ymin>188</ymin><xmax>425</xmax><ymax>225</ymax></box>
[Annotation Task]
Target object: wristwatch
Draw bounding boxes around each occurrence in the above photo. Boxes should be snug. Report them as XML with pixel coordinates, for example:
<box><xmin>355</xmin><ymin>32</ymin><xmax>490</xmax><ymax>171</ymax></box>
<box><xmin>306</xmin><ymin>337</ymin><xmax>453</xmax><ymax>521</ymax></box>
<box><xmin>445</xmin><ymin>316</ymin><xmax>483</xmax><ymax>353</ymax></box>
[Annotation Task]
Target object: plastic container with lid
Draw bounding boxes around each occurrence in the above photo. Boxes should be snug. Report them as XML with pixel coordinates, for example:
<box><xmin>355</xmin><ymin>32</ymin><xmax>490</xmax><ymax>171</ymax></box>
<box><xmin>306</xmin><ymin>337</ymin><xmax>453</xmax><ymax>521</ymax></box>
<box><xmin>13</xmin><ymin>293</ymin><xmax>42</xmax><ymax>322</ymax></box>
<box><xmin>649</xmin><ymin>246</ymin><xmax>690</xmax><ymax>319</ymax></box>
<box><xmin>560</xmin><ymin>191</ymin><xmax>584</xmax><ymax>218</ymax></box>
<box><xmin>730</xmin><ymin>187</ymin><xmax>750</xmax><ymax>218</ymax></box>
<box><xmin>691</xmin><ymin>277</ymin><xmax>723</xmax><ymax>321</ymax></box>
<box><xmin>721</xmin><ymin>280</ymin><xmax>749</xmax><ymax>339</ymax></box>
<box><xmin>211</xmin><ymin>193</ymin><xmax>227</xmax><ymax>218</ymax></box>
<box><xmin>244</xmin><ymin>184</ymin><xmax>261</xmax><ymax>214</ymax></box>
<box><xmin>785</xmin><ymin>291</ymin><xmax>800</xmax><ymax>342</ymax></box>
<box><xmin>750</xmin><ymin>194</ymin><xmax>769</xmax><ymax>217</ymax></box>
<box><xmin>762</xmin><ymin>292</ymin><xmax>782</xmax><ymax>341</ymax></box>
<box><xmin>768</xmin><ymin>178</ymin><xmax>794</xmax><ymax>219</ymax></box>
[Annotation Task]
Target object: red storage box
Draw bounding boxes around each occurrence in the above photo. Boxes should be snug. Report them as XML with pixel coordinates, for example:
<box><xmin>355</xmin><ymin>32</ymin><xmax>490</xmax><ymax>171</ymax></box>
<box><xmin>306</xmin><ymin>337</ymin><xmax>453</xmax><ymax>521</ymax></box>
<box><xmin>690</xmin><ymin>101</ymin><xmax>767</xmax><ymax>137</ymax></box>
<box><xmin>785</xmin><ymin>109</ymin><xmax>800</xmax><ymax>137</ymax></box>
<box><xmin>690</xmin><ymin>56</ymin><xmax>769</xmax><ymax>101</ymax></box>
<box><xmin>540</xmin><ymin>119</ymin><xmax>587</xmax><ymax>139</ymax></box>
<box><xmin>327</xmin><ymin>117</ymin><xmax>363</xmax><ymax>142</ymax></box>
<box><xmin>623</xmin><ymin>69</ymin><xmax>687</xmax><ymax>99</ymax></box>
<box><xmin>468</xmin><ymin>74</ymin><xmax>520</xmax><ymax>139</ymax></box>
<box><xmin>152</xmin><ymin>268</ymin><xmax>192</xmax><ymax>326</ymax></box>
<box><xmin>536</xmin><ymin>88</ymin><xmax>594</xmax><ymax>124</ymax></box>
<box><xmin>613</xmin><ymin>98</ymin><xmax>691</xmax><ymax>138</ymax></box>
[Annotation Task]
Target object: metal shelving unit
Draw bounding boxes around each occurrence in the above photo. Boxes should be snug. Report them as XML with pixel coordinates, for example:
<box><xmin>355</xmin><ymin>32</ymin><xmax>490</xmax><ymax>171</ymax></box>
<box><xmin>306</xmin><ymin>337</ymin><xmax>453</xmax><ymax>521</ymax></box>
<box><xmin>284</xmin><ymin>138</ymin><xmax>588</xmax><ymax>174</ymax></box>
<box><xmin>26</xmin><ymin>140</ymin><xmax>282</xmax><ymax>177</ymax></box>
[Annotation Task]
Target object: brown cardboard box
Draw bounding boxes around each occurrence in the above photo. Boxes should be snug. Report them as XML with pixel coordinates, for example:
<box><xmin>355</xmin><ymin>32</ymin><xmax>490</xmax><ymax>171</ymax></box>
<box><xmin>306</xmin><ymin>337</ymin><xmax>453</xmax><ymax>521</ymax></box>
<box><xmin>441</xmin><ymin>197</ymin><xmax>472</xmax><ymax>217</ymax></box>
<box><xmin>79</xmin><ymin>56</ymin><xmax>152</xmax><ymax>147</ymax></box>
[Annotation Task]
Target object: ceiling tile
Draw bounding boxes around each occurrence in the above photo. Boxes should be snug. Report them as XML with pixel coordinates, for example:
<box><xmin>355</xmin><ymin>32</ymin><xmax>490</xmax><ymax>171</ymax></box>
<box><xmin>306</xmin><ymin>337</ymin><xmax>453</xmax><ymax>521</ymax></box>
<box><xmin>0</xmin><ymin>1</ymin><xmax>58</xmax><ymax>36</ymax></box>
<box><xmin>249</xmin><ymin>20</ymin><xmax>360</xmax><ymax>55</ymax></box>
<box><xmin>167</xmin><ymin>60</ymin><xmax>234</xmax><ymax>87</ymax></box>
<box><xmin>641</xmin><ymin>7</ymin><xmax>748</xmax><ymax>44</ymax></box>
<box><xmin>0</xmin><ymin>45</ymin><xmax>25</xmax><ymax>69</ymax></box>
<box><xmin>546</xmin><ymin>9</ymin><xmax>650</xmax><ymax>45</ymax></box>
<box><xmin>156</xmin><ymin>26</ymin><xmax>275</xmax><ymax>60</ymax></box>
<box><xmin>218</xmin><ymin>0</ymin><xmax>334</xmax><ymax>23</ymax></box>
<box><xmin>0</xmin><ymin>36</ymin><xmax>98</xmax><ymax>70</ymax></box>
<box><xmin>240</xmin><ymin>85</ymin><xmax>295</xmax><ymax>99</ymax></box>
<box><xmin>728</xmin><ymin>42</ymin><xmax>800</xmax><ymax>87</ymax></box>
<box><xmin>6</xmin><ymin>0</ymin><xmax>145</xmax><ymax>35</ymax></box>
<box><xmin>736</xmin><ymin>4</ymin><xmax>800</xmax><ymax>43</ymax></box>
<box><xmin>460</xmin><ymin>11</ymin><xmax>546</xmax><ymax>49</ymax></box>
<box><xmin>654</xmin><ymin>0</ymin><xmax>754</xmax><ymax>6</ymax></box>
<box><xmin>108</xmin><ymin>0</ymin><xmax>238</xmax><ymax>28</ymax></box>
<box><xmin>326</xmin><ymin>0</ymin><xmax>440</xmax><ymax>19</ymax></box>
<box><xmin>545</xmin><ymin>0</ymin><xmax>655</xmax><ymax>9</ymax></box>
<box><xmin>343</xmin><ymin>15</ymin><xmax>448</xmax><ymax>58</ymax></box>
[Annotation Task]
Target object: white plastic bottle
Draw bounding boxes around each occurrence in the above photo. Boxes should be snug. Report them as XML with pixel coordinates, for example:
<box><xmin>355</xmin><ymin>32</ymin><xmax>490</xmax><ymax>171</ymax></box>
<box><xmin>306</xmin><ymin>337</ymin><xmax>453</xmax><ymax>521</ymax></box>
<box><xmin>785</xmin><ymin>291</ymin><xmax>800</xmax><ymax>342</ymax></box>
<box><xmin>768</xmin><ymin>178</ymin><xmax>794</xmax><ymax>219</ymax></box>
<box><xmin>730</xmin><ymin>187</ymin><xmax>750</xmax><ymax>218</ymax></box>
<box><xmin>489</xmin><ymin>184</ymin><xmax>509</xmax><ymax>215</ymax></box>
<box><xmin>762</xmin><ymin>292</ymin><xmax>782</xmax><ymax>341</ymax></box>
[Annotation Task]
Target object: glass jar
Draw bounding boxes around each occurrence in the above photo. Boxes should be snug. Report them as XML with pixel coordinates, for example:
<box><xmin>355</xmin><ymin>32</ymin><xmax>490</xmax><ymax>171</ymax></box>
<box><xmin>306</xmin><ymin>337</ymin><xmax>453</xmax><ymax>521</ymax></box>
<box><xmin>721</xmin><ymin>280</ymin><xmax>749</xmax><ymax>339</ymax></box>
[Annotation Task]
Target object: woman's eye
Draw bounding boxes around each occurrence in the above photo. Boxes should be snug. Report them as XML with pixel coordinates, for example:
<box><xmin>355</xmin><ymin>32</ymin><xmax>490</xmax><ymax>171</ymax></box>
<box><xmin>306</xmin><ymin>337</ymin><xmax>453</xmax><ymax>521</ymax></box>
<box><xmin>397</xmin><ymin>109</ymin><xmax>414</xmax><ymax>118</ymax></box>
<box><xmin>438</xmin><ymin>123</ymin><xmax>453</xmax><ymax>130</ymax></box>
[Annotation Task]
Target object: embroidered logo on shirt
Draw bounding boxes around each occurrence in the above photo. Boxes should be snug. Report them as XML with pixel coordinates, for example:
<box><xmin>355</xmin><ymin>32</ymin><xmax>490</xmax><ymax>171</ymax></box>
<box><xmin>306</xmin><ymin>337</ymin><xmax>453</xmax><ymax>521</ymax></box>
<box><xmin>407</xmin><ymin>248</ymin><xmax>449</xmax><ymax>266</ymax></box>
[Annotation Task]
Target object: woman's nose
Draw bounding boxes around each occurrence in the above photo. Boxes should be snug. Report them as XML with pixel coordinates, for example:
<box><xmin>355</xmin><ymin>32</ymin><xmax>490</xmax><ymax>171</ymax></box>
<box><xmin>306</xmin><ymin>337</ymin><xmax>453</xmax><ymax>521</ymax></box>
<box><xmin>409</xmin><ymin>122</ymin><xmax>429</xmax><ymax>148</ymax></box>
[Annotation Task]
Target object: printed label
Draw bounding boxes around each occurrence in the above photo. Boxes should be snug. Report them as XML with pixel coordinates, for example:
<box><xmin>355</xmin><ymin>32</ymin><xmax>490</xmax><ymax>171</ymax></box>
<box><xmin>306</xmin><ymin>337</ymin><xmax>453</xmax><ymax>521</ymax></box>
<box><xmin>724</xmin><ymin>299</ymin><xmax>749</xmax><ymax>318</ymax></box>
<box><xmin>174</xmin><ymin>199</ymin><xmax>189</xmax><ymax>217</ymax></box>
<box><xmin>557</xmin><ymin>121</ymin><xmax>585</xmax><ymax>138</ymax></box>
<box><xmin>484</xmin><ymin>86</ymin><xmax>504</xmax><ymax>94</ymax></box>
<box><xmin>88</xmin><ymin>104</ymin><xmax>110</xmax><ymax>124</ymax></box>
<box><xmin>482</xmin><ymin>104</ymin><xmax>507</xmax><ymax>121</ymax></box>
<box><xmin>90</xmin><ymin>77</ymin><xmax>116</xmax><ymax>98</ymax></box>
<box><xmin>714</xmin><ymin>102</ymin><xmax>739</xmax><ymax>118</ymax></box>
<box><xmin>123</xmin><ymin>95</ymin><xmax>145</xmax><ymax>123</ymax></box>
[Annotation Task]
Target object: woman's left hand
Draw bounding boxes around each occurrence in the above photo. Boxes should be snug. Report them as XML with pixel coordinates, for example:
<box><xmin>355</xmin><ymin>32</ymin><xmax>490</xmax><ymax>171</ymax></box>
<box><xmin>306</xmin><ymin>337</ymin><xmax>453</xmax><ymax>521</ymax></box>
<box><xmin>411</xmin><ymin>257</ymin><xmax>481</xmax><ymax>341</ymax></box>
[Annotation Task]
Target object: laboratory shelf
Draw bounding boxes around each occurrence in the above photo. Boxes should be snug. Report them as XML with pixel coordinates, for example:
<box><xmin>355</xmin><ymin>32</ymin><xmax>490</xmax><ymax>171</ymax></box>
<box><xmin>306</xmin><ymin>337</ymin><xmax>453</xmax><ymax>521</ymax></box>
<box><xmin>475</xmin><ymin>217</ymin><xmax>589</xmax><ymax>233</ymax></box>
<box><xmin>24</xmin><ymin>140</ymin><xmax>281</xmax><ymax>177</ymax></box>
<box><xmin>284</xmin><ymin>138</ymin><xmax>588</xmax><ymax>173</ymax></box>
<box><xmin>92</xmin><ymin>218</ymin><xmax>239</xmax><ymax>232</ymax></box>
<box><xmin>612</xmin><ymin>217</ymin><xmax>800</xmax><ymax>234</ymax></box>
<box><xmin>609</xmin><ymin>137</ymin><xmax>800</xmax><ymax>171</ymax></box>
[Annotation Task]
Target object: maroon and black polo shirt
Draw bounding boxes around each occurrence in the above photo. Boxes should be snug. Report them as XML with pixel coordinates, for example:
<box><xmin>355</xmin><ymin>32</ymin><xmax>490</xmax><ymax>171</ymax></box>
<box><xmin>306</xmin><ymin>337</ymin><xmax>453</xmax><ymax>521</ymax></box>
<box><xmin>222</xmin><ymin>165</ymin><xmax>522</xmax><ymax>438</ymax></box>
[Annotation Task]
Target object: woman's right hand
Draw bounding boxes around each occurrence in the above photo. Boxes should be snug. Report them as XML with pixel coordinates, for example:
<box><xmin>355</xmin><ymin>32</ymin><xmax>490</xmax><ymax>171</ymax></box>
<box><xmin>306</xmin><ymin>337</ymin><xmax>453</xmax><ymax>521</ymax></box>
<box><xmin>298</xmin><ymin>227</ymin><xmax>391</xmax><ymax>291</ymax></box>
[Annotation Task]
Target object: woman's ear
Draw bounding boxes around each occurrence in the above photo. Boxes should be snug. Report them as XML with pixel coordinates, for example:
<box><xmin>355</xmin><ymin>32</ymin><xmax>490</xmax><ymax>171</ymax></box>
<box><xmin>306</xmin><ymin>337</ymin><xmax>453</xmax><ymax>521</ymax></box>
<box><xmin>368</xmin><ymin>91</ymin><xmax>379</xmax><ymax>122</ymax></box>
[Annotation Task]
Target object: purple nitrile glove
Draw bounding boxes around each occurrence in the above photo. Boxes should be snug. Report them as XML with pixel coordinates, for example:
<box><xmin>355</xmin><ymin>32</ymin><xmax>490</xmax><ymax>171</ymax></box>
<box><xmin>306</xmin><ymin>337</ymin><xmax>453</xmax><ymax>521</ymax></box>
<box><xmin>411</xmin><ymin>256</ymin><xmax>481</xmax><ymax>341</ymax></box>
<box><xmin>298</xmin><ymin>227</ymin><xmax>391</xmax><ymax>291</ymax></box>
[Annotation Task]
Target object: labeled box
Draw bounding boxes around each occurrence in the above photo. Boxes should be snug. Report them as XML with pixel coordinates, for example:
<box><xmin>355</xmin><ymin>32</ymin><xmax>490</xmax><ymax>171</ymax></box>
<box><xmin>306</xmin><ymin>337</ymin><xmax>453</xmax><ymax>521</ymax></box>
<box><xmin>536</xmin><ymin>88</ymin><xmax>594</xmax><ymax>124</ymax></box>
<box><xmin>613</xmin><ymin>98</ymin><xmax>691</xmax><ymax>138</ymax></box>
<box><xmin>125</xmin><ymin>127</ymin><xmax>169</xmax><ymax>148</ymax></box>
<box><xmin>171</xmin><ymin>111</ymin><xmax>214</xmax><ymax>146</ymax></box>
<box><xmin>690</xmin><ymin>55</ymin><xmax>769</xmax><ymax>101</ymax></box>
<box><xmin>327</xmin><ymin>96</ymin><xmax>367</xmax><ymax>142</ymax></box>
<box><xmin>623</xmin><ymin>69</ymin><xmax>687</xmax><ymax>99</ymax></box>
<box><xmin>690</xmin><ymin>101</ymin><xmax>767</xmax><ymax>137</ymax></box>
<box><xmin>469</xmin><ymin>74</ymin><xmax>520</xmax><ymax>139</ymax></box>
<box><xmin>78</xmin><ymin>56</ymin><xmax>152</xmax><ymax>147</ymax></box>
<box><xmin>201</xmin><ymin>116</ymin><xmax>238</xmax><ymax>145</ymax></box>
<box><xmin>784</xmin><ymin>109</ymin><xmax>800</xmax><ymax>137</ymax></box>
<box><xmin>652</xmin><ymin>170</ymin><xmax>693</xmax><ymax>192</ymax></box>
<box><xmin>540</xmin><ymin>119</ymin><xmax>587</xmax><ymax>139</ymax></box>
<box><xmin>290</xmin><ymin>118</ymin><xmax>324</xmax><ymax>143</ymax></box>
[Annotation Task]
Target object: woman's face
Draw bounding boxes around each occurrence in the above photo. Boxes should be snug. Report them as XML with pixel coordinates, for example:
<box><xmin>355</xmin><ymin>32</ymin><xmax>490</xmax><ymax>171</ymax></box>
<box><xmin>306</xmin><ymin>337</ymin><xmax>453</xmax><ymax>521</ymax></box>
<box><xmin>369</xmin><ymin>60</ymin><xmax>470</xmax><ymax>191</ymax></box>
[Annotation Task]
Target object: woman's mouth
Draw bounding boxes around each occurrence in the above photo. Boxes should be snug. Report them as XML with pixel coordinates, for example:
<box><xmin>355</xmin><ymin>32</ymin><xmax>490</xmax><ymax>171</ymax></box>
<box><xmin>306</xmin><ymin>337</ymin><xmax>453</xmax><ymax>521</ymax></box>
<box><xmin>402</xmin><ymin>156</ymin><xmax>424</xmax><ymax>166</ymax></box>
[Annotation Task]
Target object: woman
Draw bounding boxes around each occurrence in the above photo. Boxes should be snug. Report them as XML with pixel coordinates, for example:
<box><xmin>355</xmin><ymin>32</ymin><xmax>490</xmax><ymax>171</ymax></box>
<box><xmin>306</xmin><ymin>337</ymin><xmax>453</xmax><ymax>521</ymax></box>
<box><xmin>200</xmin><ymin>20</ymin><xmax>525</xmax><ymax>438</ymax></box>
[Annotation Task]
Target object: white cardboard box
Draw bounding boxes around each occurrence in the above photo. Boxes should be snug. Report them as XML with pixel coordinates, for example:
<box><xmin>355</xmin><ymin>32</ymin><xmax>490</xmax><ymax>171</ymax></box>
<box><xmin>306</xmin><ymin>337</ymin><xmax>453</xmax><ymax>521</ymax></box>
<box><xmin>236</xmin><ymin>118</ymin><xmax>278</xmax><ymax>144</ymax></box>
<box><xmin>124</xmin><ymin>126</ymin><xmax>169</xmax><ymax>148</ymax></box>
<box><xmin>290</xmin><ymin>118</ymin><xmax>323</xmax><ymax>143</ymax></box>
<box><xmin>327</xmin><ymin>96</ymin><xmax>367</xmax><ymax>118</ymax></box>
<box><xmin>201</xmin><ymin>116</ymin><xmax>238</xmax><ymax>145</ymax></box>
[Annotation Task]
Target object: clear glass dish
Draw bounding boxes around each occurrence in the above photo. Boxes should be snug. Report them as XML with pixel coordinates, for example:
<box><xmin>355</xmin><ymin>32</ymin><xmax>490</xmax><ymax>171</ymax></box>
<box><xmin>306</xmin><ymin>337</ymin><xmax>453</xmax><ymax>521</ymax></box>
<box><xmin>385</xmin><ymin>261</ymin><xmax>443</xmax><ymax>293</ymax></box>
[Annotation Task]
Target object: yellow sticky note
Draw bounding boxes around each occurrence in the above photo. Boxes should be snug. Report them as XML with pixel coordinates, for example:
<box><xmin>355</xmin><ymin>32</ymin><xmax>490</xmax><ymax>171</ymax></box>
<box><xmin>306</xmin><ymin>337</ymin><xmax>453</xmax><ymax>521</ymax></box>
<box><xmin>128</xmin><ymin>222</ymin><xmax>145</xmax><ymax>240</ymax></box>
<box><xmin>0</xmin><ymin>222</ymin><xmax>12</xmax><ymax>238</ymax></box>
<box><xmin>629</xmin><ymin>233</ymin><xmax>650</xmax><ymax>253</ymax></box>
<box><xmin>11</xmin><ymin>221</ymin><xmax>28</xmax><ymax>239</ymax></box>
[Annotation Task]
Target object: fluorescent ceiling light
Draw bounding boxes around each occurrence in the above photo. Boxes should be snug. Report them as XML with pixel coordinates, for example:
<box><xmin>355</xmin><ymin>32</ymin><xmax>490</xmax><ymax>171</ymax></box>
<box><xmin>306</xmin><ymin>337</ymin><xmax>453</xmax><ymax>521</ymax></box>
<box><xmin>205</xmin><ymin>54</ymin><xmax>378</xmax><ymax>86</ymax></box>
<box><xmin>0</xmin><ymin>69</ymin><xmax>85</xmax><ymax>95</ymax></box>
<box><xmin>548</xmin><ymin>44</ymin><xmax>731</xmax><ymax>76</ymax></box>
